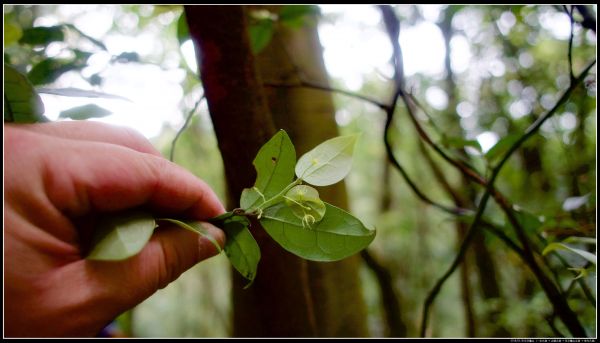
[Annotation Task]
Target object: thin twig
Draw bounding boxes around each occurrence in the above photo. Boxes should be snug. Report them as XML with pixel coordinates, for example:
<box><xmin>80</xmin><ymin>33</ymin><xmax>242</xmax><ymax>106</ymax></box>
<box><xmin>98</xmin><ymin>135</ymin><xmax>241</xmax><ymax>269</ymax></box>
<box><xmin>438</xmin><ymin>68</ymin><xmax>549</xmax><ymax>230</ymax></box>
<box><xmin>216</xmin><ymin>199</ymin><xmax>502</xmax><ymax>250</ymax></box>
<box><xmin>263</xmin><ymin>80</ymin><xmax>389</xmax><ymax>111</ymax></box>
<box><xmin>361</xmin><ymin>250</ymin><xmax>407</xmax><ymax>337</ymax></box>
<box><xmin>377</xmin><ymin>5</ymin><xmax>592</xmax><ymax>337</ymax></box>
<box><xmin>419</xmin><ymin>60</ymin><xmax>595</xmax><ymax>337</ymax></box>
<box><xmin>564</xmin><ymin>5</ymin><xmax>576</xmax><ymax>83</ymax></box>
<box><xmin>419</xmin><ymin>141</ymin><xmax>467</xmax><ymax>206</ymax></box>
<box><xmin>264</xmin><ymin>83</ymin><xmax>472</xmax><ymax>217</ymax></box>
<box><xmin>545</xmin><ymin>315</ymin><xmax>567</xmax><ymax>337</ymax></box>
<box><xmin>169</xmin><ymin>95</ymin><xmax>205</xmax><ymax>162</ymax></box>
<box><xmin>264</xmin><ymin>11</ymin><xmax>468</xmax><ymax>217</ymax></box>
<box><xmin>564</xmin><ymin>261</ymin><xmax>596</xmax><ymax>307</ymax></box>
<box><xmin>383</xmin><ymin>107</ymin><xmax>472</xmax><ymax>216</ymax></box>
<box><xmin>378</xmin><ymin>6</ymin><xmax>472</xmax><ymax>217</ymax></box>
<box><xmin>480</xmin><ymin>220</ymin><xmax>525</xmax><ymax>256</ymax></box>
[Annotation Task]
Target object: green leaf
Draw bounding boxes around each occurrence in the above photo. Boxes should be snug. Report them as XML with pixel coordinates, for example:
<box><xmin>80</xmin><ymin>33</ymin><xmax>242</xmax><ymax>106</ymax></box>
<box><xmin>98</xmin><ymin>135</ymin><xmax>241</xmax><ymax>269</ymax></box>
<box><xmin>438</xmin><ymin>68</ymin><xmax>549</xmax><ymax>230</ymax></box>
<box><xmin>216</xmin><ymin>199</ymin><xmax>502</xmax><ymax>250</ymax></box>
<box><xmin>284</xmin><ymin>185</ymin><xmax>326</xmax><ymax>225</ymax></box>
<box><xmin>87</xmin><ymin>210</ymin><xmax>156</xmax><ymax>261</ymax></box>
<box><xmin>485</xmin><ymin>133</ymin><xmax>519</xmax><ymax>164</ymax></box>
<box><xmin>176</xmin><ymin>11</ymin><xmax>190</xmax><ymax>45</ymax></box>
<box><xmin>261</xmin><ymin>202</ymin><xmax>375</xmax><ymax>261</ymax></box>
<box><xmin>279</xmin><ymin>5</ymin><xmax>320</xmax><ymax>28</ymax></box>
<box><xmin>207</xmin><ymin>212</ymin><xmax>261</xmax><ymax>286</ymax></box>
<box><xmin>4</xmin><ymin>64</ymin><xmax>46</xmax><ymax>123</ymax></box>
<box><xmin>441</xmin><ymin>136</ymin><xmax>482</xmax><ymax>152</ymax></box>
<box><xmin>207</xmin><ymin>211</ymin><xmax>236</xmax><ymax>224</ymax></box>
<box><xmin>542</xmin><ymin>243</ymin><xmax>596</xmax><ymax>265</ymax></box>
<box><xmin>295</xmin><ymin>134</ymin><xmax>359</xmax><ymax>187</ymax></box>
<box><xmin>563</xmin><ymin>236</ymin><xmax>596</xmax><ymax>245</ymax></box>
<box><xmin>240</xmin><ymin>130</ymin><xmax>296</xmax><ymax>210</ymax></box>
<box><xmin>248</xmin><ymin>18</ymin><xmax>274</xmax><ymax>55</ymax></box>
<box><xmin>156</xmin><ymin>218</ymin><xmax>222</xmax><ymax>253</ymax></box>
<box><xmin>59</xmin><ymin>104</ymin><xmax>112</xmax><ymax>120</ymax></box>
<box><xmin>240</xmin><ymin>187</ymin><xmax>264</xmax><ymax>210</ymax></box>
<box><xmin>28</xmin><ymin>57</ymin><xmax>87</xmax><ymax>86</ymax></box>
<box><xmin>4</xmin><ymin>22</ymin><xmax>23</xmax><ymax>46</ymax></box>
<box><xmin>36</xmin><ymin>87</ymin><xmax>131</xmax><ymax>102</ymax></box>
<box><xmin>19</xmin><ymin>25</ymin><xmax>64</xmax><ymax>46</ymax></box>
<box><xmin>221</xmin><ymin>216</ymin><xmax>261</xmax><ymax>288</ymax></box>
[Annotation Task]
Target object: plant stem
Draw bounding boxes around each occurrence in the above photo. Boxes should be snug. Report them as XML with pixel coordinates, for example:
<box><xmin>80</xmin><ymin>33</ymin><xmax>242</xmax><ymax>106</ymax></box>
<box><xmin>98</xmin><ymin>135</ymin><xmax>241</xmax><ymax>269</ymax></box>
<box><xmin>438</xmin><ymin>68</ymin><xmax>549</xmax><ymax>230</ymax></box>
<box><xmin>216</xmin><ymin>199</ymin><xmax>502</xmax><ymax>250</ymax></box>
<box><xmin>256</xmin><ymin>178</ymin><xmax>303</xmax><ymax>211</ymax></box>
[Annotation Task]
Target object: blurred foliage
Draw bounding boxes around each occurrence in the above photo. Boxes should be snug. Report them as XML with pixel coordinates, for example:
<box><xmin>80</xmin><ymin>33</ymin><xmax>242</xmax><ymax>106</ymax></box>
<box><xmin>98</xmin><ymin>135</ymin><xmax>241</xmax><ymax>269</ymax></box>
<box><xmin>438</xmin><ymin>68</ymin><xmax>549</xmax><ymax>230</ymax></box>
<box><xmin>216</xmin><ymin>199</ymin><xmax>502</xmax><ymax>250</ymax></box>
<box><xmin>3</xmin><ymin>4</ymin><xmax>595</xmax><ymax>337</ymax></box>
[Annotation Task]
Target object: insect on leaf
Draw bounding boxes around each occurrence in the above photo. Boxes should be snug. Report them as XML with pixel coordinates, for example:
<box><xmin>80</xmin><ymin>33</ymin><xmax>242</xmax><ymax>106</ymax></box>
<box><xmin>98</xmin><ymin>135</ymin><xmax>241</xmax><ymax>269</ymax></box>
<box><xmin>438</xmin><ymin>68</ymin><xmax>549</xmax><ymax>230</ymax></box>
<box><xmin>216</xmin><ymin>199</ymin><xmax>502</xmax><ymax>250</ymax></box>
<box><xmin>87</xmin><ymin>210</ymin><xmax>156</xmax><ymax>261</ymax></box>
<box><xmin>284</xmin><ymin>185</ymin><xmax>326</xmax><ymax>225</ymax></box>
<box><xmin>261</xmin><ymin>202</ymin><xmax>375</xmax><ymax>261</ymax></box>
<box><xmin>295</xmin><ymin>134</ymin><xmax>359</xmax><ymax>186</ymax></box>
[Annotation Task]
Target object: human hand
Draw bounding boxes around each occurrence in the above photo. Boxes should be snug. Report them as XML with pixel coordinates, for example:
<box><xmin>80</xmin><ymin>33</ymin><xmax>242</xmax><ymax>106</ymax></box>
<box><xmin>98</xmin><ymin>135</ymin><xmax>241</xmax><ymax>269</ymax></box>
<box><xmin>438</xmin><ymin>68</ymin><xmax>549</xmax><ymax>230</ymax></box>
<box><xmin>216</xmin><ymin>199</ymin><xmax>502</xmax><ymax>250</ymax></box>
<box><xmin>4</xmin><ymin>121</ymin><xmax>226</xmax><ymax>337</ymax></box>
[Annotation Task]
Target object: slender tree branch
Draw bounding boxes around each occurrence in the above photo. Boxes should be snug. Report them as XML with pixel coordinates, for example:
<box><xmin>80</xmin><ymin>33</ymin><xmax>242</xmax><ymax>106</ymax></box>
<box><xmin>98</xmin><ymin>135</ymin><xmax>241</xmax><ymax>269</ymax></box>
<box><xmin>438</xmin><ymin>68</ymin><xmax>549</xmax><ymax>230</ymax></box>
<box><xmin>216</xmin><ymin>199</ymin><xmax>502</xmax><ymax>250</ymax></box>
<box><xmin>402</xmin><ymin>91</ymin><xmax>486</xmax><ymax>184</ymax></box>
<box><xmin>379</xmin><ymin>5</ymin><xmax>404</xmax><ymax>90</ymax></box>
<box><xmin>420</xmin><ymin>60</ymin><xmax>595</xmax><ymax>337</ymax></box>
<box><xmin>169</xmin><ymin>95</ymin><xmax>204</xmax><ymax>162</ymax></box>
<box><xmin>419</xmin><ymin>141</ymin><xmax>467</xmax><ymax>206</ymax></box>
<box><xmin>378</xmin><ymin>6</ymin><xmax>472</xmax><ymax>217</ymax></box>
<box><xmin>263</xmin><ymin>80</ymin><xmax>389</xmax><ymax>111</ymax></box>
<box><xmin>384</xmin><ymin>108</ymin><xmax>472</xmax><ymax>216</ymax></box>
<box><xmin>360</xmin><ymin>250</ymin><xmax>407</xmax><ymax>337</ymax></box>
<box><xmin>545</xmin><ymin>314</ymin><xmax>567</xmax><ymax>338</ymax></box>
<box><xmin>480</xmin><ymin>220</ymin><xmax>525</xmax><ymax>257</ymax></box>
<box><xmin>268</xmin><ymin>6</ymin><xmax>594</xmax><ymax>336</ymax></box>
<box><xmin>380</xmin><ymin>5</ymin><xmax>593</xmax><ymax>337</ymax></box>
<box><xmin>564</xmin><ymin>5</ymin><xmax>576</xmax><ymax>82</ymax></box>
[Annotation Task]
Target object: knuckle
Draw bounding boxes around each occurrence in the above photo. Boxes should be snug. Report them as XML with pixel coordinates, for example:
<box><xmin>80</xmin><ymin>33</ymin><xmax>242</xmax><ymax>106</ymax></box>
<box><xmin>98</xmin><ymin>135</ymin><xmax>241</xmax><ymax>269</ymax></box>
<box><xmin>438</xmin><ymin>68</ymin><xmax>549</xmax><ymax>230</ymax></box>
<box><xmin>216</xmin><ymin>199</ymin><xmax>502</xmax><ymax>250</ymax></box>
<box><xmin>119</xmin><ymin>126</ymin><xmax>158</xmax><ymax>155</ymax></box>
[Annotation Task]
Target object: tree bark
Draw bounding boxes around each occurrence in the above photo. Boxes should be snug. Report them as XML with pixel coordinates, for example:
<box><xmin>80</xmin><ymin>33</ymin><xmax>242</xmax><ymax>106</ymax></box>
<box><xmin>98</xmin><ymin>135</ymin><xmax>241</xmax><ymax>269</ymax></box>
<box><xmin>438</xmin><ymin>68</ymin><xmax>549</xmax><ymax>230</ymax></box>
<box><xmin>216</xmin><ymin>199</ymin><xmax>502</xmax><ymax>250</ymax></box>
<box><xmin>255</xmin><ymin>6</ymin><xmax>369</xmax><ymax>336</ymax></box>
<box><xmin>185</xmin><ymin>5</ymin><xmax>318</xmax><ymax>337</ymax></box>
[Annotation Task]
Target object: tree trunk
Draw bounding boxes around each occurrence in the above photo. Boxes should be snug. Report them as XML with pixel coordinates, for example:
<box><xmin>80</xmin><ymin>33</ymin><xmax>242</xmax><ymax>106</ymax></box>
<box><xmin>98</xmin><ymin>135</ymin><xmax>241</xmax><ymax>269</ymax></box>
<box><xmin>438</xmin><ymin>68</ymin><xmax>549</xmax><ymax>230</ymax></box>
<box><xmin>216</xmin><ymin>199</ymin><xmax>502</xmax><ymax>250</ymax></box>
<box><xmin>186</xmin><ymin>5</ymin><xmax>370</xmax><ymax>337</ymax></box>
<box><xmin>185</xmin><ymin>5</ymin><xmax>317</xmax><ymax>337</ymax></box>
<box><xmin>255</xmin><ymin>6</ymin><xmax>369</xmax><ymax>336</ymax></box>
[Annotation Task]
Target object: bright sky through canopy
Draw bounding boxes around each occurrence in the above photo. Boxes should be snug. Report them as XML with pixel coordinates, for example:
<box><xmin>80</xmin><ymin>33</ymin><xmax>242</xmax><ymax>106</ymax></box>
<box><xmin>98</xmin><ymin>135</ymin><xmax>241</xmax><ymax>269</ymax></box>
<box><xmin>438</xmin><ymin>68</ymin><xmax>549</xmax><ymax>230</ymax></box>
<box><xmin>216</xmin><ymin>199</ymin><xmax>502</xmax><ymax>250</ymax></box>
<box><xmin>33</xmin><ymin>5</ymin><xmax>576</xmax><ymax>139</ymax></box>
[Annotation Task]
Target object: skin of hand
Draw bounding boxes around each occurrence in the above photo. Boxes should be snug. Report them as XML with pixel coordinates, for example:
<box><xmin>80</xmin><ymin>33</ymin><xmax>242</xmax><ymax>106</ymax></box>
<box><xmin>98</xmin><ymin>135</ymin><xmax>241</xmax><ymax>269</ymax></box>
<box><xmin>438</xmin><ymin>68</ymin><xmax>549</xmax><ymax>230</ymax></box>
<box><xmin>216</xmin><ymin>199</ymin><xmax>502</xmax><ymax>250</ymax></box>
<box><xmin>4</xmin><ymin>122</ymin><xmax>226</xmax><ymax>337</ymax></box>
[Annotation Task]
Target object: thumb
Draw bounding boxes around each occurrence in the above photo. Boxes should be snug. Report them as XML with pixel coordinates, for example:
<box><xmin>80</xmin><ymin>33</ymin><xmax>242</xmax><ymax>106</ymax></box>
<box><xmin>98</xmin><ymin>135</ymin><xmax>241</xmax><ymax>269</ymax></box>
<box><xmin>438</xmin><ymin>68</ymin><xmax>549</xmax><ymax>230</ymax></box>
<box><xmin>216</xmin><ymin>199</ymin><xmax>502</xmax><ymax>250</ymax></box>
<box><xmin>132</xmin><ymin>221</ymin><xmax>226</xmax><ymax>292</ymax></box>
<box><xmin>86</xmin><ymin>221</ymin><xmax>225</xmax><ymax>313</ymax></box>
<box><xmin>42</xmin><ymin>222</ymin><xmax>226</xmax><ymax>336</ymax></box>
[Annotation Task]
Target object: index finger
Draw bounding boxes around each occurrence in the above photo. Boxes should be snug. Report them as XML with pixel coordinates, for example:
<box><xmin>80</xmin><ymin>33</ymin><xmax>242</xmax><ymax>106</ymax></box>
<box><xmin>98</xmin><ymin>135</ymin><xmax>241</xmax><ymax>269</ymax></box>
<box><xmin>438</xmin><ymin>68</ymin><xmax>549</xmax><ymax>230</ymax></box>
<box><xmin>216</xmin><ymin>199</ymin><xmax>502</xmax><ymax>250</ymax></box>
<box><xmin>42</xmin><ymin>135</ymin><xmax>225</xmax><ymax>219</ymax></box>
